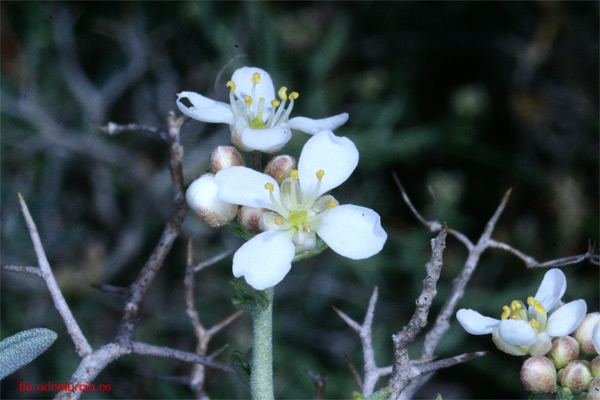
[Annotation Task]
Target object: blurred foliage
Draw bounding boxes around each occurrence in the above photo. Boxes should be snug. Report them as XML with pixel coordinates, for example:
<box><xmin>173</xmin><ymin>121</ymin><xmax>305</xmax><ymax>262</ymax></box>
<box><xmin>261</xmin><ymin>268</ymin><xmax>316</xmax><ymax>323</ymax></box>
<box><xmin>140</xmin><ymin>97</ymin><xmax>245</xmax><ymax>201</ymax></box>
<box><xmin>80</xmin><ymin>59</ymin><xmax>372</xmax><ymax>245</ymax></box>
<box><xmin>1</xmin><ymin>1</ymin><xmax>598</xmax><ymax>399</ymax></box>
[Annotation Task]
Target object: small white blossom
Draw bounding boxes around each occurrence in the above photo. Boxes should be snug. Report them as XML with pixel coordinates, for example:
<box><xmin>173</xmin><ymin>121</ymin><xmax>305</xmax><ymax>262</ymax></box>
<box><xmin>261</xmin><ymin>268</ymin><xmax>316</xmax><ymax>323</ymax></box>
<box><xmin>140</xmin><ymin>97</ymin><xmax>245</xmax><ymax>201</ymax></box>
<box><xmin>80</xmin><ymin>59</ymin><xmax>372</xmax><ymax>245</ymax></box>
<box><xmin>215</xmin><ymin>130</ymin><xmax>387</xmax><ymax>290</ymax></box>
<box><xmin>457</xmin><ymin>268</ymin><xmax>587</xmax><ymax>356</ymax></box>
<box><xmin>177</xmin><ymin>67</ymin><xmax>349</xmax><ymax>154</ymax></box>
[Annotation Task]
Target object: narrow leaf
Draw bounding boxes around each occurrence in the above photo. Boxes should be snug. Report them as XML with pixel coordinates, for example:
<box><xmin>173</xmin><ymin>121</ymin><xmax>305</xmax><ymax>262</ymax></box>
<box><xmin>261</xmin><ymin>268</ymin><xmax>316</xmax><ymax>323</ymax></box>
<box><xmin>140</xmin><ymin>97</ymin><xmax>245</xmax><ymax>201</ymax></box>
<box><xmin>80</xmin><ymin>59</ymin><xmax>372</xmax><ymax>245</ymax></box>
<box><xmin>0</xmin><ymin>328</ymin><xmax>58</xmax><ymax>380</ymax></box>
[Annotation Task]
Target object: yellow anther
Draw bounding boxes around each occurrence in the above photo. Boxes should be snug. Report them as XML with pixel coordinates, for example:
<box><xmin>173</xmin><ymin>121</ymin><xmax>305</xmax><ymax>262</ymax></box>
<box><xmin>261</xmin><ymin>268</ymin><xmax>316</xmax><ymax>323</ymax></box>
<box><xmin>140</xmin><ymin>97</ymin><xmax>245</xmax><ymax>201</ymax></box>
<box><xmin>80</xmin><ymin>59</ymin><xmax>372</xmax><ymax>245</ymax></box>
<box><xmin>275</xmin><ymin>217</ymin><xmax>284</xmax><ymax>225</ymax></box>
<box><xmin>510</xmin><ymin>315</ymin><xmax>520</xmax><ymax>320</ymax></box>
<box><xmin>327</xmin><ymin>200</ymin><xmax>337</xmax><ymax>209</ymax></box>
<box><xmin>533</xmin><ymin>301</ymin><xmax>545</xmax><ymax>315</ymax></box>
<box><xmin>510</xmin><ymin>300</ymin><xmax>522</xmax><ymax>313</ymax></box>
<box><xmin>501</xmin><ymin>306</ymin><xmax>510</xmax><ymax>320</ymax></box>
<box><xmin>271</xmin><ymin>99</ymin><xmax>281</xmax><ymax>107</ymax></box>
<box><xmin>278</xmin><ymin>86</ymin><xmax>288</xmax><ymax>101</ymax></box>
<box><xmin>226</xmin><ymin>81</ymin><xmax>236</xmax><ymax>93</ymax></box>
<box><xmin>264</xmin><ymin>182</ymin><xmax>274</xmax><ymax>192</ymax></box>
<box><xmin>252</xmin><ymin>72</ymin><xmax>261</xmax><ymax>84</ymax></box>
<box><xmin>529</xmin><ymin>320</ymin><xmax>540</xmax><ymax>330</ymax></box>
<box><xmin>316</xmin><ymin>169</ymin><xmax>325</xmax><ymax>180</ymax></box>
<box><xmin>527</xmin><ymin>297</ymin><xmax>535</xmax><ymax>306</ymax></box>
<box><xmin>289</xmin><ymin>91</ymin><xmax>299</xmax><ymax>100</ymax></box>
<box><xmin>303</xmin><ymin>225</ymin><xmax>310</xmax><ymax>232</ymax></box>
<box><xmin>290</xmin><ymin>170</ymin><xmax>299</xmax><ymax>180</ymax></box>
<box><xmin>245</xmin><ymin>95</ymin><xmax>253</xmax><ymax>106</ymax></box>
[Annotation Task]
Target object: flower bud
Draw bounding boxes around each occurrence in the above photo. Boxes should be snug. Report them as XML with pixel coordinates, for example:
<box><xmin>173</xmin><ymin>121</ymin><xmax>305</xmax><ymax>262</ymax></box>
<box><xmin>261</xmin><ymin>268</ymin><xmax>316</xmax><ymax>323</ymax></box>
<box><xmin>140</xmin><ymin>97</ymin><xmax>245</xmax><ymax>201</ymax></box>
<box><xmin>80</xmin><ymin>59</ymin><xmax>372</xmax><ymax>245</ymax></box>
<box><xmin>588</xmin><ymin>377</ymin><xmax>600</xmax><ymax>400</ymax></box>
<box><xmin>572</xmin><ymin>313</ymin><xmax>600</xmax><ymax>355</ymax></box>
<box><xmin>264</xmin><ymin>155</ymin><xmax>296</xmax><ymax>184</ymax></box>
<box><xmin>591</xmin><ymin>357</ymin><xmax>600</xmax><ymax>379</ymax></box>
<box><xmin>521</xmin><ymin>356</ymin><xmax>557</xmax><ymax>393</ymax></box>
<box><xmin>237</xmin><ymin>206</ymin><xmax>265</xmax><ymax>234</ymax></box>
<box><xmin>559</xmin><ymin>360</ymin><xmax>593</xmax><ymax>392</ymax></box>
<box><xmin>186</xmin><ymin>173</ymin><xmax>237</xmax><ymax>228</ymax></box>
<box><xmin>209</xmin><ymin>146</ymin><xmax>244</xmax><ymax>173</ymax></box>
<box><xmin>549</xmin><ymin>336</ymin><xmax>580</xmax><ymax>369</ymax></box>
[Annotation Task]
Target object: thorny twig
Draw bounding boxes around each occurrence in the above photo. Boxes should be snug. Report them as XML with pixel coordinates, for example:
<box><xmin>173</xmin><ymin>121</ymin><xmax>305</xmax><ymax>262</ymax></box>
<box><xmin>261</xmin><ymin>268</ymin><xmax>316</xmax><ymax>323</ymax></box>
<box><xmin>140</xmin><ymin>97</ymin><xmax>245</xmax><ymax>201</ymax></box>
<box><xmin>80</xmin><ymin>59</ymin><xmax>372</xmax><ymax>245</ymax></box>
<box><xmin>17</xmin><ymin>193</ymin><xmax>93</xmax><ymax>358</ymax></box>
<box><xmin>185</xmin><ymin>239</ymin><xmax>243</xmax><ymax>398</ymax></box>
<box><xmin>334</xmin><ymin>287</ymin><xmax>391</xmax><ymax>397</ymax></box>
<box><xmin>308</xmin><ymin>370</ymin><xmax>327</xmax><ymax>400</ymax></box>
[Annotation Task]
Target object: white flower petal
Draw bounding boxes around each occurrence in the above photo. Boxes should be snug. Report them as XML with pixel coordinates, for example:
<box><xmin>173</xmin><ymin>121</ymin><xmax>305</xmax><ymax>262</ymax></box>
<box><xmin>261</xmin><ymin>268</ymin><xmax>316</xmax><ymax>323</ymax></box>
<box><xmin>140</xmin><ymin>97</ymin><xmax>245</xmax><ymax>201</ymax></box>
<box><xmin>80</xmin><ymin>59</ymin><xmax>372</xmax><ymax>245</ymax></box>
<box><xmin>298</xmin><ymin>130</ymin><xmax>359</xmax><ymax>196</ymax></box>
<box><xmin>498</xmin><ymin>319</ymin><xmax>537</xmax><ymax>346</ymax></box>
<box><xmin>288</xmin><ymin>113</ymin><xmax>349</xmax><ymax>135</ymax></box>
<box><xmin>215</xmin><ymin>166</ymin><xmax>280</xmax><ymax>210</ymax></box>
<box><xmin>456</xmin><ymin>309</ymin><xmax>500</xmax><ymax>335</ymax></box>
<box><xmin>546</xmin><ymin>299</ymin><xmax>587</xmax><ymax>337</ymax></box>
<box><xmin>533</xmin><ymin>268</ymin><xmax>567</xmax><ymax>312</ymax></box>
<box><xmin>528</xmin><ymin>332</ymin><xmax>553</xmax><ymax>356</ymax></box>
<box><xmin>232</xmin><ymin>230</ymin><xmax>295</xmax><ymax>290</ymax></box>
<box><xmin>176</xmin><ymin>92</ymin><xmax>234</xmax><ymax>124</ymax></box>
<box><xmin>236</xmin><ymin>125</ymin><xmax>292</xmax><ymax>154</ymax></box>
<box><xmin>231</xmin><ymin>67</ymin><xmax>275</xmax><ymax>105</ymax></box>
<box><xmin>492</xmin><ymin>328</ymin><xmax>528</xmax><ymax>356</ymax></box>
<box><xmin>315</xmin><ymin>205</ymin><xmax>386</xmax><ymax>260</ymax></box>
<box><xmin>186</xmin><ymin>173</ymin><xmax>237</xmax><ymax>227</ymax></box>
<box><xmin>592</xmin><ymin>323</ymin><xmax>600</xmax><ymax>355</ymax></box>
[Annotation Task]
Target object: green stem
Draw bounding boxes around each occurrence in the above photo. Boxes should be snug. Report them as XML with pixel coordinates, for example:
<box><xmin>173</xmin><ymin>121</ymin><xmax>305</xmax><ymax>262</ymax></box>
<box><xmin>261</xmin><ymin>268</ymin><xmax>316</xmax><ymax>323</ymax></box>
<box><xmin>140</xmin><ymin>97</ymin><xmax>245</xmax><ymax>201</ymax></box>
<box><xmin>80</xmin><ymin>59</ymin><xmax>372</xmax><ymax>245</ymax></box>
<box><xmin>250</xmin><ymin>286</ymin><xmax>275</xmax><ymax>400</ymax></box>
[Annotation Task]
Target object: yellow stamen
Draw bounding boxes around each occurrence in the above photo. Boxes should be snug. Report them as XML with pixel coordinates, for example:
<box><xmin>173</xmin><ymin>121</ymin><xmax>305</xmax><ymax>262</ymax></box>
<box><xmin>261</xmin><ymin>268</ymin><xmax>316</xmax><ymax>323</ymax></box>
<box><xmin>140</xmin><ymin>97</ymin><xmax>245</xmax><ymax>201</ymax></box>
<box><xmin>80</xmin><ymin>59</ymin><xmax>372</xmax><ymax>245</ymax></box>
<box><xmin>290</xmin><ymin>170</ymin><xmax>299</xmax><ymax>180</ymax></box>
<box><xmin>278</xmin><ymin>86</ymin><xmax>288</xmax><ymax>101</ymax></box>
<box><xmin>316</xmin><ymin>169</ymin><xmax>325</xmax><ymax>180</ymax></box>
<box><xmin>303</xmin><ymin>225</ymin><xmax>309</xmax><ymax>232</ymax></box>
<box><xmin>510</xmin><ymin>300</ymin><xmax>522</xmax><ymax>313</ymax></box>
<box><xmin>289</xmin><ymin>91</ymin><xmax>299</xmax><ymax>100</ymax></box>
<box><xmin>252</xmin><ymin>72</ymin><xmax>261</xmax><ymax>84</ymax></box>
<box><xmin>533</xmin><ymin>301</ymin><xmax>545</xmax><ymax>315</ymax></box>
<box><xmin>527</xmin><ymin>297</ymin><xmax>535</xmax><ymax>306</ymax></box>
<box><xmin>275</xmin><ymin>217</ymin><xmax>284</xmax><ymax>225</ymax></box>
<box><xmin>245</xmin><ymin>95</ymin><xmax>253</xmax><ymax>106</ymax></box>
<box><xmin>510</xmin><ymin>315</ymin><xmax>520</xmax><ymax>320</ymax></box>
<box><xmin>271</xmin><ymin>99</ymin><xmax>280</xmax><ymax>107</ymax></box>
<box><xmin>327</xmin><ymin>200</ymin><xmax>337</xmax><ymax>209</ymax></box>
<box><xmin>529</xmin><ymin>320</ymin><xmax>540</xmax><ymax>330</ymax></box>
<box><xmin>226</xmin><ymin>81</ymin><xmax>236</xmax><ymax>93</ymax></box>
<box><xmin>501</xmin><ymin>306</ymin><xmax>510</xmax><ymax>320</ymax></box>
<box><xmin>264</xmin><ymin>183</ymin><xmax>274</xmax><ymax>192</ymax></box>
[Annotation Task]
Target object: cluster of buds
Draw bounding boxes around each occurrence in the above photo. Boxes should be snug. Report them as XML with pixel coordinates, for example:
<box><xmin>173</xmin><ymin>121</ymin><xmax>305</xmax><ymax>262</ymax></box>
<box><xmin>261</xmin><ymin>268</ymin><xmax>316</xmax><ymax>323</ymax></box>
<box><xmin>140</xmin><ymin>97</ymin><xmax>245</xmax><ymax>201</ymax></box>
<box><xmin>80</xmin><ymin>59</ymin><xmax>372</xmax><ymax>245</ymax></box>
<box><xmin>520</xmin><ymin>312</ymin><xmax>600</xmax><ymax>396</ymax></box>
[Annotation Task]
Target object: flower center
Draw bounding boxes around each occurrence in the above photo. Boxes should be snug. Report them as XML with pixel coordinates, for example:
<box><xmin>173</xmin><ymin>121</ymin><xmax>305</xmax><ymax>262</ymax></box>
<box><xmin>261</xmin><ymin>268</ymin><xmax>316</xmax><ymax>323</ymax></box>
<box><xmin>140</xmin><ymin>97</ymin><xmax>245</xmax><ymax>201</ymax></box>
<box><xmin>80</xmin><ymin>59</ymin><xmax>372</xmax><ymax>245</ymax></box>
<box><xmin>227</xmin><ymin>73</ymin><xmax>299</xmax><ymax>130</ymax></box>
<box><xmin>500</xmin><ymin>297</ymin><xmax>548</xmax><ymax>334</ymax></box>
<box><xmin>263</xmin><ymin>169</ymin><xmax>337</xmax><ymax>249</ymax></box>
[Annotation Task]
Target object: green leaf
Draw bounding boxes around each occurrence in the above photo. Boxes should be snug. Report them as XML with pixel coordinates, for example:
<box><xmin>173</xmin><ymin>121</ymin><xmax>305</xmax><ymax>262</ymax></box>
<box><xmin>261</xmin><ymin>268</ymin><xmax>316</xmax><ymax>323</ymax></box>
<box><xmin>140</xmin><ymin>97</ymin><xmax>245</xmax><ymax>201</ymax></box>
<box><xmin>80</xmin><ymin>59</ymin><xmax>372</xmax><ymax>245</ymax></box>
<box><xmin>0</xmin><ymin>328</ymin><xmax>58</xmax><ymax>380</ymax></box>
<box><xmin>557</xmin><ymin>387</ymin><xmax>573</xmax><ymax>400</ymax></box>
<box><xmin>225</xmin><ymin>222</ymin><xmax>255</xmax><ymax>241</ymax></box>
<box><xmin>366</xmin><ymin>387</ymin><xmax>392</xmax><ymax>400</ymax></box>
<box><xmin>231</xmin><ymin>279</ymin><xmax>269</xmax><ymax>315</ymax></box>
<box><xmin>352</xmin><ymin>392</ymin><xmax>366</xmax><ymax>400</ymax></box>
<box><xmin>230</xmin><ymin>350</ymin><xmax>251</xmax><ymax>386</ymax></box>
<box><xmin>435</xmin><ymin>394</ymin><xmax>443</xmax><ymax>400</ymax></box>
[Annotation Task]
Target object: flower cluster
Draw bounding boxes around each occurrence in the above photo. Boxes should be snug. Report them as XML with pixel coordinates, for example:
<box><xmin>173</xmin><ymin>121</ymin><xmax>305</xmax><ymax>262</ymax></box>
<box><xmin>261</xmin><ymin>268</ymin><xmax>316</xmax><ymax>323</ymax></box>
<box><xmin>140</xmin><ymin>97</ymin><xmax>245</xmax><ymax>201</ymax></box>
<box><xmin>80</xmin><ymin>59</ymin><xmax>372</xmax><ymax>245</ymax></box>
<box><xmin>457</xmin><ymin>269</ymin><xmax>599</xmax><ymax>394</ymax></box>
<box><xmin>181</xmin><ymin>66</ymin><xmax>386</xmax><ymax>290</ymax></box>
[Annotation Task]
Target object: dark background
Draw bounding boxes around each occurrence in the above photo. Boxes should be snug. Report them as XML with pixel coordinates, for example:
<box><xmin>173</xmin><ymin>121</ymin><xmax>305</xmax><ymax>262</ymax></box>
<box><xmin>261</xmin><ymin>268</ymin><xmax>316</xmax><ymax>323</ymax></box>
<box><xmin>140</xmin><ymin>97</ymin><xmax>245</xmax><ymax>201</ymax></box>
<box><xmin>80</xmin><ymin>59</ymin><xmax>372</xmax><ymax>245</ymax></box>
<box><xmin>1</xmin><ymin>2</ymin><xmax>598</xmax><ymax>398</ymax></box>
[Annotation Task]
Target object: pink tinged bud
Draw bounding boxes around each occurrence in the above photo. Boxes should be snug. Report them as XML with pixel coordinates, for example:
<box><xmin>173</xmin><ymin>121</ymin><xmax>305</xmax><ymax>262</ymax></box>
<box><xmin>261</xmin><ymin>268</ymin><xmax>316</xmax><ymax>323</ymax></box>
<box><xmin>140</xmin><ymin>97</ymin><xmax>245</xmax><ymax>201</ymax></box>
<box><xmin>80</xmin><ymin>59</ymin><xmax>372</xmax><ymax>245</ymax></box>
<box><xmin>589</xmin><ymin>377</ymin><xmax>600</xmax><ymax>400</ymax></box>
<box><xmin>521</xmin><ymin>356</ymin><xmax>557</xmax><ymax>393</ymax></box>
<box><xmin>263</xmin><ymin>155</ymin><xmax>297</xmax><ymax>184</ymax></box>
<box><xmin>591</xmin><ymin>357</ymin><xmax>600</xmax><ymax>379</ymax></box>
<box><xmin>559</xmin><ymin>360</ymin><xmax>593</xmax><ymax>392</ymax></box>
<box><xmin>549</xmin><ymin>336</ymin><xmax>581</xmax><ymax>369</ymax></box>
<box><xmin>573</xmin><ymin>313</ymin><xmax>600</xmax><ymax>356</ymax></box>
<box><xmin>186</xmin><ymin>173</ymin><xmax>237</xmax><ymax>228</ymax></box>
<box><xmin>209</xmin><ymin>146</ymin><xmax>245</xmax><ymax>173</ymax></box>
<box><xmin>237</xmin><ymin>206</ymin><xmax>265</xmax><ymax>234</ymax></box>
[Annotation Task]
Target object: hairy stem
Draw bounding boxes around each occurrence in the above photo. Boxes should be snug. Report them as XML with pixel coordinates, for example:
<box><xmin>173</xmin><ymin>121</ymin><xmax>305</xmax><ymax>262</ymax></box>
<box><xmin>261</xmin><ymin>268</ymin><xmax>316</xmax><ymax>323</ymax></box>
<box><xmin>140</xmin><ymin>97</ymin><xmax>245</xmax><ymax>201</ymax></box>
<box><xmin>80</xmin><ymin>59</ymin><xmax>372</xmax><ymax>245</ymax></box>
<box><xmin>251</xmin><ymin>287</ymin><xmax>275</xmax><ymax>400</ymax></box>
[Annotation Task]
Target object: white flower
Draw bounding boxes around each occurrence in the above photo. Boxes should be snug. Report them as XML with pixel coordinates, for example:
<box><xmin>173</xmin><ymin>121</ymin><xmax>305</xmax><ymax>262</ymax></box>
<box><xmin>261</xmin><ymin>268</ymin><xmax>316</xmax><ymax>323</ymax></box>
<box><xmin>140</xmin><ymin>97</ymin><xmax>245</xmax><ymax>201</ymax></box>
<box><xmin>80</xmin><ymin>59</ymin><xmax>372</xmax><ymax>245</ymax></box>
<box><xmin>457</xmin><ymin>268</ymin><xmax>587</xmax><ymax>356</ymax></box>
<box><xmin>593</xmin><ymin>323</ymin><xmax>600</xmax><ymax>355</ymax></box>
<box><xmin>177</xmin><ymin>66</ymin><xmax>349</xmax><ymax>154</ymax></box>
<box><xmin>214</xmin><ymin>130</ymin><xmax>387</xmax><ymax>290</ymax></box>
